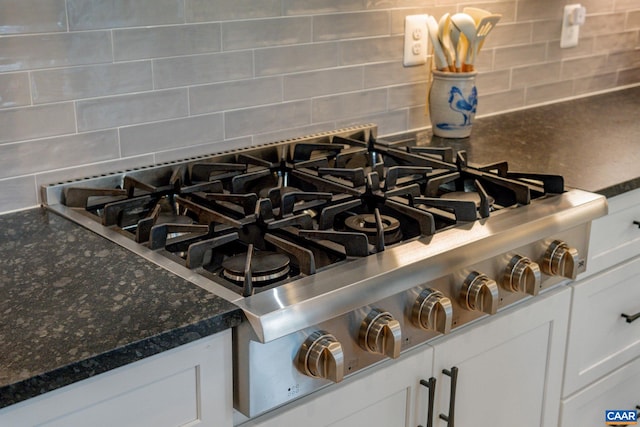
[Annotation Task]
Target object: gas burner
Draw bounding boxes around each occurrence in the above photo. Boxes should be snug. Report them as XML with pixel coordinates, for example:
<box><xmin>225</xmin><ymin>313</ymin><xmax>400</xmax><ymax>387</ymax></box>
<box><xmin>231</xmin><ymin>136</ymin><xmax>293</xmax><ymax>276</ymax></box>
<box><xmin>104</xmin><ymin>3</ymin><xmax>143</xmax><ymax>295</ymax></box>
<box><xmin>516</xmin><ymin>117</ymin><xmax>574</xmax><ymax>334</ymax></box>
<box><xmin>221</xmin><ymin>251</ymin><xmax>291</xmax><ymax>285</ymax></box>
<box><xmin>344</xmin><ymin>213</ymin><xmax>403</xmax><ymax>245</ymax></box>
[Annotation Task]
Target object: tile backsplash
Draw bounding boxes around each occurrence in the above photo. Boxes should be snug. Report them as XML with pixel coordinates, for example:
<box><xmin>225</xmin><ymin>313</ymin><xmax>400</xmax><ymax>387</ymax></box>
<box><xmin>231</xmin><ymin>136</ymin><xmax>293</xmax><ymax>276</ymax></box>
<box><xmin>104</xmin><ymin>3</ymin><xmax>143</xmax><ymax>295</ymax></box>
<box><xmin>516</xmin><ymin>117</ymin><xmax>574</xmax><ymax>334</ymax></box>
<box><xmin>1</xmin><ymin>0</ymin><xmax>639</xmax><ymax>213</ymax></box>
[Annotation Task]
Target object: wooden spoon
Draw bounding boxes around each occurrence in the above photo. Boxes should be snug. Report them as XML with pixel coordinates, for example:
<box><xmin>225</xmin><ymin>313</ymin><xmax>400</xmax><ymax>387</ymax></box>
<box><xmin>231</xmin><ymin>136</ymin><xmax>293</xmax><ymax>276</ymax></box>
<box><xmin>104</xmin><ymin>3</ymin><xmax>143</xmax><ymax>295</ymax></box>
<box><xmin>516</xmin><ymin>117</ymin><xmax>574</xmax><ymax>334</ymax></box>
<box><xmin>466</xmin><ymin>14</ymin><xmax>501</xmax><ymax>71</ymax></box>
<box><xmin>450</xmin><ymin>13</ymin><xmax>477</xmax><ymax>71</ymax></box>
<box><xmin>437</xmin><ymin>13</ymin><xmax>456</xmax><ymax>72</ymax></box>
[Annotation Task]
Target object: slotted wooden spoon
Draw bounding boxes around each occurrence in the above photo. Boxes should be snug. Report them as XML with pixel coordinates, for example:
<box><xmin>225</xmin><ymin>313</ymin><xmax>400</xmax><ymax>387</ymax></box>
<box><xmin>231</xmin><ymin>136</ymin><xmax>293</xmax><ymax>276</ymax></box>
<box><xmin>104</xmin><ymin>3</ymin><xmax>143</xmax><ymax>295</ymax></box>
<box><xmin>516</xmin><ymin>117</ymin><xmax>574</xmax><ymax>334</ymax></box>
<box><xmin>463</xmin><ymin>14</ymin><xmax>501</xmax><ymax>71</ymax></box>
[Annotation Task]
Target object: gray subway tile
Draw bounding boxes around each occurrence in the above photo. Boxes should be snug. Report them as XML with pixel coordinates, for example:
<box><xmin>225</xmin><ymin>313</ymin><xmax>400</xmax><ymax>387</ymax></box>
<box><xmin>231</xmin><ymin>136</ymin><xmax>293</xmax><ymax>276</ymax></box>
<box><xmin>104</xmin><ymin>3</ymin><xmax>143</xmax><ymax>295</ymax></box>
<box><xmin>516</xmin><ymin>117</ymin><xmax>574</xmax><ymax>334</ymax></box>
<box><xmin>186</xmin><ymin>0</ymin><xmax>281</xmax><ymax>22</ymax></box>
<box><xmin>251</xmin><ymin>123</ymin><xmax>334</xmax><ymax>146</ymax></box>
<box><xmin>0</xmin><ymin>31</ymin><xmax>112</xmax><ymax>72</ymax></box>
<box><xmin>560</xmin><ymin>54</ymin><xmax>609</xmax><ymax>79</ymax></box>
<box><xmin>190</xmin><ymin>77</ymin><xmax>282</xmax><ymax>115</ymax></box>
<box><xmin>388</xmin><ymin>82</ymin><xmax>428</xmax><ymax>110</ymax></box>
<box><xmin>77</xmin><ymin>89</ymin><xmax>188</xmax><ymax>132</ymax></box>
<box><xmin>0</xmin><ymin>103</ymin><xmax>75</xmax><ymax>144</ymax></box>
<box><xmin>283</xmin><ymin>0</ymin><xmax>365</xmax><ymax>16</ymax></box>
<box><xmin>0</xmin><ymin>176</ymin><xmax>38</xmax><ymax>213</ymax></box>
<box><xmin>67</xmin><ymin>0</ymin><xmax>183</xmax><ymax>30</ymax></box>
<box><xmin>36</xmin><ymin>154</ymin><xmax>155</xmax><ymax>190</ymax></box>
<box><xmin>221</xmin><ymin>17</ymin><xmax>311</xmax><ymax>51</ymax></box>
<box><xmin>511</xmin><ymin>63</ymin><xmax>561</xmax><ymax>89</ymax></box>
<box><xmin>525</xmin><ymin>80</ymin><xmax>573</xmax><ymax>105</ymax></box>
<box><xmin>493</xmin><ymin>43</ymin><xmax>546</xmax><ymax>70</ymax></box>
<box><xmin>475</xmin><ymin>88</ymin><xmax>525</xmax><ymax>116</ymax></box>
<box><xmin>364</xmin><ymin>61</ymin><xmax>427</xmax><ymax>88</ymax></box>
<box><xmin>113</xmin><ymin>23</ymin><xmax>221</xmax><ymax>61</ymax></box>
<box><xmin>154</xmin><ymin>137</ymin><xmax>252</xmax><ymax>163</ymax></box>
<box><xmin>339</xmin><ymin>36</ymin><xmax>404</xmax><ymax>65</ymax></box>
<box><xmin>154</xmin><ymin>51</ymin><xmax>253</xmax><ymax>89</ymax></box>
<box><xmin>476</xmin><ymin>69</ymin><xmax>512</xmax><ymax>94</ymax></box>
<box><xmin>120</xmin><ymin>114</ymin><xmax>224</xmax><ymax>156</ymax></box>
<box><xmin>0</xmin><ymin>130</ymin><xmax>119</xmax><ymax>179</ymax></box>
<box><xmin>255</xmin><ymin>43</ymin><xmax>339</xmax><ymax>77</ymax></box>
<box><xmin>312</xmin><ymin>89</ymin><xmax>387</xmax><ymax>123</ymax></box>
<box><xmin>225</xmin><ymin>101</ymin><xmax>311</xmax><ymax>139</ymax></box>
<box><xmin>313</xmin><ymin>11</ymin><xmax>389</xmax><ymax>42</ymax></box>
<box><xmin>31</xmin><ymin>62</ymin><xmax>152</xmax><ymax>104</ymax></box>
<box><xmin>0</xmin><ymin>0</ymin><xmax>67</xmax><ymax>34</ymax></box>
<box><xmin>335</xmin><ymin>109</ymin><xmax>407</xmax><ymax>135</ymax></box>
<box><xmin>284</xmin><ymin>68</ymin><xmax>363</xmax><ymax>100</ymax></box>
<box><xmin>573</xmin><ymin>72</ymin><xmax>618</xmax><ymax>96</ymax></box>
<box><xmin>0</xmin><ymin>73</ymin><xmax>30</xmax><ymax>109</ymax></box>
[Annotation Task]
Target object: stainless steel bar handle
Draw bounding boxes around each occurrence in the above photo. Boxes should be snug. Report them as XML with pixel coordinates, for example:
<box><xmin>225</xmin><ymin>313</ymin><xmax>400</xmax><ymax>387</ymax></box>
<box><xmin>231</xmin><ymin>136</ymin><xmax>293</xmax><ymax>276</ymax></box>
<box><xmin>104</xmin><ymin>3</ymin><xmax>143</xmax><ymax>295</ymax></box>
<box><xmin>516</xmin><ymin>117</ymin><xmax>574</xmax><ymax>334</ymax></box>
<box><xmin>439</xmin><ymin>366</ymin><xmax>458</xmax><ymax>427</ymax></box>
<box><xmin>417</xmin><ymin>377</ymin><xmax>436</xmax><ymax>427</ymax></box>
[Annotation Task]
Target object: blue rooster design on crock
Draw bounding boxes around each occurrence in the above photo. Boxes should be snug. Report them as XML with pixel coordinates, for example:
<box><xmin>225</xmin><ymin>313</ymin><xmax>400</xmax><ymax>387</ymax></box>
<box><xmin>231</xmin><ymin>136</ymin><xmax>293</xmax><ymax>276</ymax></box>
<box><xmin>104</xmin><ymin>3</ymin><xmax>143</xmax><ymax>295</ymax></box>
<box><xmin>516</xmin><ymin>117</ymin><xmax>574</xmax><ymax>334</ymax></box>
<box><xmin>436</xmin><ymin>85</ymin><xmax>478</xmax><ymax>130</ymax></box>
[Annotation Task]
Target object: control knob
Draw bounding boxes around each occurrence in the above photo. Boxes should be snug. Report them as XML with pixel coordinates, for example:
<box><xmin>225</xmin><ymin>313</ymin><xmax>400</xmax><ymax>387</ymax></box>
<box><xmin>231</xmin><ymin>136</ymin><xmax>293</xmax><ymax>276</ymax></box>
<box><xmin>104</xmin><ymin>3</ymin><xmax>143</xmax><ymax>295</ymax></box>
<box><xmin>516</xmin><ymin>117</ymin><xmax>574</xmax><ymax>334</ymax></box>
<box><xmin>412</xmin><ymin>288</ymin><xmax>453</xmax><ymax>334</ymax></box>
<box><xmin>503</xmin><ymin>255</ymin><xmax>542</xmax><ymax>295</ymax></box>
<box><xmin>541</xmin><ymin>240</ymin><xmax>579</xmax><ymax>279</ymax></box>
<box><xmin>359</xmin><ymin>309</ymin><xmax>402</xmax><ymax>359</ymax></box>
<box><xmin>460</xmin><ymin>271</ymin><xmax>499</xmax><ymax>315</ymax></box>
<box><xmin>297</xmin><ymin>331</ymin><xmax>344</xmax><ymax>383</ymax></box>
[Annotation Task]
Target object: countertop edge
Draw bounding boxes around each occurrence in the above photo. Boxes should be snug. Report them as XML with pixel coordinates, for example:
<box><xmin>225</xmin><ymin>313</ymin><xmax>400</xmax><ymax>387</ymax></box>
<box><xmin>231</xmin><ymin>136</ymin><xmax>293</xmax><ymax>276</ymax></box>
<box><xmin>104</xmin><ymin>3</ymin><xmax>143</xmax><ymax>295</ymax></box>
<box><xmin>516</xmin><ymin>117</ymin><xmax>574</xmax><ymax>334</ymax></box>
<box><xmin>0</xmin><ymin>308</ymin><xmax>243</xmax><ymax>410</ymax></box>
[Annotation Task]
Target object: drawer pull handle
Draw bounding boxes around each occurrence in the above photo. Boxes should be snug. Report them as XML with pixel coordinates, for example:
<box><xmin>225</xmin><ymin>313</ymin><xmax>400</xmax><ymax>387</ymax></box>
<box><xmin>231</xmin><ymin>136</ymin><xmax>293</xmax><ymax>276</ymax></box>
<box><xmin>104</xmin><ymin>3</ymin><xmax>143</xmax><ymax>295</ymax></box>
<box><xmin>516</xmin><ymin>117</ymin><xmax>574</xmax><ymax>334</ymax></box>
<box><xmin>418</xmin><ymin>377</ymin><xmax>436</xmax><ymax>427</ymax></box>
<box><xmin>439</xmin><ymin>366</ymin><xmax>458</xmax><ymax>427</ymax></box>
<box><xmin>634</xmin><ymin>221</ymin><xmax>640</xmax><ymax>229</ymax></box>
<box><xmin>621</xmin><ymin>312</ymin><xmax>640</xmax><ymax>323</ymax></box>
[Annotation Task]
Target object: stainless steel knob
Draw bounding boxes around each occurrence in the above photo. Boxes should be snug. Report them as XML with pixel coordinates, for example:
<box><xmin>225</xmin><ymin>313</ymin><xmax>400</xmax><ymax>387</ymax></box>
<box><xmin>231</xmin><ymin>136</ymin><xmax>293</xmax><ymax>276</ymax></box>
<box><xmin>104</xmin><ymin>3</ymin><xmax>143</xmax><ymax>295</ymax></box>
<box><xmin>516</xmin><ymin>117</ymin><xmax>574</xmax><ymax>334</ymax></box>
<box><xmin>412</xmin><ymin>288</ymin><xmax>453</xmax><ymax>334</ymax></box>
<box><xmin>359</xmin><ymin>309</ymin><xmax>402</xmax><ymax>359</ymax></box>
<box><xmin>503</xmin><ymin>255</ymin><xmax>542</xmax><ymax>295</ymax></box>
<box><xmin>541</xmin><ymin>240</ymin><xmax>579</xmax><ymax>279</ymax></box>
<box><xmin>297</xmin><ymin>331</ymin><xmax>344</xmax><ymax>383</ymax></box>
<box><xmin>460</xmin><ymin>271</ymin><xmax>499</xmax><ymax>315</ymax></box>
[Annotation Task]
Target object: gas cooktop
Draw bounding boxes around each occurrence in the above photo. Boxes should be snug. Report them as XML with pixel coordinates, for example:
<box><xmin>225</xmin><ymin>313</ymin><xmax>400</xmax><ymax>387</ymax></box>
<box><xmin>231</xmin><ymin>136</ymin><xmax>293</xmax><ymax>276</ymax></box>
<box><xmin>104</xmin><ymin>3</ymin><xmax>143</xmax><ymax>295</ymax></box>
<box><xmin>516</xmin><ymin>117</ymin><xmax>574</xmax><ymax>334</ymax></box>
<box><xmin>42</xmin><ymin>124</ymin><xmax>607</xmax><ymax>417</ymax></box>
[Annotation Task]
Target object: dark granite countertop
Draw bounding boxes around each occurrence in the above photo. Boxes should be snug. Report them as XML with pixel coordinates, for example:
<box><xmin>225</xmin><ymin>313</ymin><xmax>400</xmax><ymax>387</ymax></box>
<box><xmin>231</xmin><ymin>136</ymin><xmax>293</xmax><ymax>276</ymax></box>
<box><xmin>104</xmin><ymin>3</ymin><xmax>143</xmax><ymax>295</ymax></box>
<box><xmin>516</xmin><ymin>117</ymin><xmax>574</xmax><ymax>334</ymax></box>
<box><xmin>0</xmin><ymin>208</ymin><xmax>243</xmax><ymax>409</ymax></box>
<box><xmin>399</xmin><ymin>86</ymin><xmax>640</xmax><ymax>198</ymax></box>
<box><xmin>0</xmin><ymin>86</ymin><xmax>637</xmax><ymax>411</ymax></box>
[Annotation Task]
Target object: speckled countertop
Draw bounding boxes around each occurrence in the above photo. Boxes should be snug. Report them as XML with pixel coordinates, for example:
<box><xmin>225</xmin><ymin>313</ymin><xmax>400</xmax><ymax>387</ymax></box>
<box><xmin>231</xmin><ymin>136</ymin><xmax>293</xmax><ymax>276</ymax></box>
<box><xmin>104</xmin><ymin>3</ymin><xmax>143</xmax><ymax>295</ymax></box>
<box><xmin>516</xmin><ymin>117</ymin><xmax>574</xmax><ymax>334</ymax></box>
<box><xmin>0</xmin><ymin>86</ymin><xmax>638</xmax><ymax>411</ymax></box>
<box><xmin>400</xmin><ymin>86</ymin><xmax>640</xmax><ymax>198</ymax></box>
<box><xmin>0</xmin><ymin>208</ymin><xmax>243</xmax><ymax>409</ymax></box>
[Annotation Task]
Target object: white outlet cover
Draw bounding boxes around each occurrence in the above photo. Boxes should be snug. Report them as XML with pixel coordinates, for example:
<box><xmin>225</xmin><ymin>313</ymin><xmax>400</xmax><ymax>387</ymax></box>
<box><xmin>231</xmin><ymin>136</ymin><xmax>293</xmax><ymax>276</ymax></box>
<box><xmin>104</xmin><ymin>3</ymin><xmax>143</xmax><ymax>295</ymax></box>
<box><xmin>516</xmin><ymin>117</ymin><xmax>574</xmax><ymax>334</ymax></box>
<box><xmin>560</xmin><ymin>4</ymin><xmax>583</xmax><ymax>48</ymax></box>
<box><xmin>403</xmin><ymin>14</ymin><xmax>429</xmax><ymax>66</ymax></box>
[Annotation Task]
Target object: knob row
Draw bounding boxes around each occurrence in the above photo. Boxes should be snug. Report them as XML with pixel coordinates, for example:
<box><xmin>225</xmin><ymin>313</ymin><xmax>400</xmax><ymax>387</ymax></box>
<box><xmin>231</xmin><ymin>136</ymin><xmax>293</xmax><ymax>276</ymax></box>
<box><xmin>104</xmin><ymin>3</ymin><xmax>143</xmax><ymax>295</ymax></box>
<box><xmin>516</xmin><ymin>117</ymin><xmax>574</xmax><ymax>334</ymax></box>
<box><xmin>297</xmin><ymin>240</ymin><xmax>580</xmax><ymax>383</ymax></box>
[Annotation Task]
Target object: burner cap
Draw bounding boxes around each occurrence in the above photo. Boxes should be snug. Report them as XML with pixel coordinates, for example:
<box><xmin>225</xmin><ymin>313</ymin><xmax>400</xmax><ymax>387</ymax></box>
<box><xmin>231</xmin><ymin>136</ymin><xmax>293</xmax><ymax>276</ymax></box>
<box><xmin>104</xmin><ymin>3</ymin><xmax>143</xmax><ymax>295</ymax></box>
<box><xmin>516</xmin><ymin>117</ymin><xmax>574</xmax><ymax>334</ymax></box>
<box><xmin>222</xmin><ymin>251</ymin><xmax>290</xmax><ymax>284</ymax></box>
<box><xmin>344</xmin><ymin>214</ymin><xmax>403</xmax><ymax>245</ymax></box>
<box><xmin>445</xmin><ymin>191</ymin><xmax>495</xmax><ymax>209</ymax></box>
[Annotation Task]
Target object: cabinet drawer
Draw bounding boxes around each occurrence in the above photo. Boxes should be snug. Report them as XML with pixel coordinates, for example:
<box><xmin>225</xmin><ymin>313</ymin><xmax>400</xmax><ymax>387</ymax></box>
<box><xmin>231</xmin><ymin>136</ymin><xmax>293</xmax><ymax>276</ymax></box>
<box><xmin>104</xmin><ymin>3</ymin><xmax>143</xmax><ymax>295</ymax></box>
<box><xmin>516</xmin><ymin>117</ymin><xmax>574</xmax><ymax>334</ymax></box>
<box><xmin>560</xmin><ymin>356</ymin><xmax>640</xmax><ymax>427</ymax></box>
<box><xmin>564</xmin><ymin>256</ymin><xmax>640</xmax><ymax>396</ymax></box>
<box><xmin>587</xmin><ymin>188</ymin><xmax>640</xmax><ymax>275</ymax></box>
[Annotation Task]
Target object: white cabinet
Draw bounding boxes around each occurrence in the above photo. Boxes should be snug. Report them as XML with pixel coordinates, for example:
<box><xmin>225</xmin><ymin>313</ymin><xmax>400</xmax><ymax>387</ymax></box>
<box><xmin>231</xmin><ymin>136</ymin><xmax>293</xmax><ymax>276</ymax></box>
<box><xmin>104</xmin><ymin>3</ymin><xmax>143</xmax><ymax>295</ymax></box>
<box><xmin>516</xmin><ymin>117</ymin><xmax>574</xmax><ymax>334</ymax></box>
<box><xmin>241</xmin><ymin>287</ymin><xmax>570</xmax><ymax>427</ymax></box>
<box><xmin>430</xmin><ymin>287</ymin><xmax>570</xmax><ymax>427</ymax></box>
<box><xmin>585</xmin><ymin>187</ymin><xmax>640</xmax><ymax>276</ymax></box>
<box><xmin>563</xmin><ymin>256</ymin><xmax>640</xmax><ymax>395</ymax></box>
<box><xmin>560</xmin><ymin>356</ymin><xmax>640</xmax><ymax>427</ymax></box>
<box><xmin>561</xmin><ymin>188</ymin><xmax>640</xmax><ymax>426</ymax></box>
<box><xmin>237</xmin><ymin>346</ymin><xmax>434</xmax><ymax>427</ymax></box>
<box><xmin>0</xmin><ymin>330</ymin><xmax>234</xmax><ymax>427</ymax></box>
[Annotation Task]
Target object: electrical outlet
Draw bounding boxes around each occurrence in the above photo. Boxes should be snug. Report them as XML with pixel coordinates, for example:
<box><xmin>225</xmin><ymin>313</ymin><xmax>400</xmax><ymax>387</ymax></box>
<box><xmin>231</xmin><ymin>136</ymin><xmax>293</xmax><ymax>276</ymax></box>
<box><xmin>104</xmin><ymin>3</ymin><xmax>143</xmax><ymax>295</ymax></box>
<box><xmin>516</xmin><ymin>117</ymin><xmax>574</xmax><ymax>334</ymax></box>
<box><xmin>560</xmin><ymin>4</ymin><xmax>586</xmax><ymax>48</ymax></box>
<box><xmin>403</xmin><ymin>14</ymin><xmax>429</xmax><ymax>66</ymax></box>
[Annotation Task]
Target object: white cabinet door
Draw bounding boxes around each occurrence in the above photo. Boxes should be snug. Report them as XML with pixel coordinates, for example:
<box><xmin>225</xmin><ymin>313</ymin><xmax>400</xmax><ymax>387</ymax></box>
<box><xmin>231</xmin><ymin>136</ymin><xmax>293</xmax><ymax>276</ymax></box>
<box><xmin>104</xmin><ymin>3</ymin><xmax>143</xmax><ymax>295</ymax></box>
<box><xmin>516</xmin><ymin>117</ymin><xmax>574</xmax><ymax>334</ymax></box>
<box><xmin>560</xmin><ymin>356</ymin><xmax>640</xmax><ymax>427</ymax></box>
<box><xmin>564</xmin><ymin>255</ymin><xmax>640</xmax><ymax>396</ymax></box>
<box><xmin>238</xmin><ymin>345</ymin><xmax>434</xmax><ymax>427</ymax></box>
<box><xmin>431</xmin><ymin>287</ymin><xmax>571</xmax><ymax>427</ymax></box>
<box><xmin>0</xmin><ymin>331</ymin><xmax>234</xmax><ymax>427</ymax></box>
<box><xmin>586</xmin><ymin>188</ymin><xmax>640</xmax><ymax>276</ymax></box>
